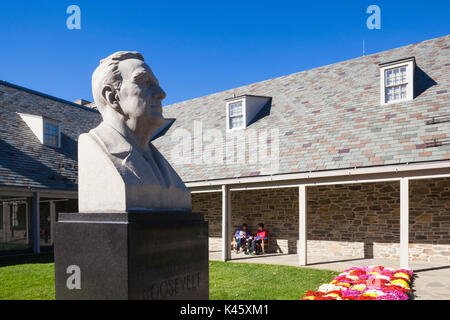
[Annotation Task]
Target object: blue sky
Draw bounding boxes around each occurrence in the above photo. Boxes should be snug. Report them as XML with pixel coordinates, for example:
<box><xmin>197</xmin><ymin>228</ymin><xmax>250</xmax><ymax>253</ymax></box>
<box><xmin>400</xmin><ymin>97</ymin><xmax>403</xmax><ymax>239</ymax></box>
<box><xmin>0</xmin><ymin>1</ymin><xmax>448</xmax><ymax>105</ymax></box>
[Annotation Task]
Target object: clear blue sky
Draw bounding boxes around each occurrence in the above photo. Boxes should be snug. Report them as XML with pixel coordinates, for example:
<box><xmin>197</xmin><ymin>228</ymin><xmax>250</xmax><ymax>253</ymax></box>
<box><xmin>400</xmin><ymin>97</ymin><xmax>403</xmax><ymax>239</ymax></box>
<box><xmin>0</xmin><ymin>0</ymin><xmax>448</xmax><ymax>105</ymax></box>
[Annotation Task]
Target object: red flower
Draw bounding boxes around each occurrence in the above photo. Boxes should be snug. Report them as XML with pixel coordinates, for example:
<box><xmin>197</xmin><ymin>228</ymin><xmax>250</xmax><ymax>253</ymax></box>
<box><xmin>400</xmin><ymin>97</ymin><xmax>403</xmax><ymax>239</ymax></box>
<box><xmin>357</xmin><ymin>295</ymin><xmax>377</xmax><ymax>300</ymax></box>
<box><xmin>371</xmin><ymin>266</ymin><xmax>385</xmax><ymax>273</ymax></box>
<box><xmin>314</xmin><ymin>296</ymin><xmax>339</xmax><ymax>300</ymax></box>
<box><xmin>303</xmin><ymin>291</ymin><xmax>325</xmax><ymax>297</ymax></box>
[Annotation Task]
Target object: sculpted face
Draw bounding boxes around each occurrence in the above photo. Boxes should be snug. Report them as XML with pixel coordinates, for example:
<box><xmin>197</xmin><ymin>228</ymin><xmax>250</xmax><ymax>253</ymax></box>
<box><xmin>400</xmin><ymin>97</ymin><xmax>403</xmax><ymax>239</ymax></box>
<box><xmin>117</xmin><ymin>58</ymin><xmax>166</xmax><ymax>135</ymax></box>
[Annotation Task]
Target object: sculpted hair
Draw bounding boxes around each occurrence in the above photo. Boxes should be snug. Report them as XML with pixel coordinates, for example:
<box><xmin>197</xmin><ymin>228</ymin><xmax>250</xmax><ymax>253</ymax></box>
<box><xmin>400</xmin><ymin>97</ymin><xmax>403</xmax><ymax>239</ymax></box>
<box><xmin>92</xmin><ymin>51</ymin><xmax>144</xmax><ymax>113</ymax></box>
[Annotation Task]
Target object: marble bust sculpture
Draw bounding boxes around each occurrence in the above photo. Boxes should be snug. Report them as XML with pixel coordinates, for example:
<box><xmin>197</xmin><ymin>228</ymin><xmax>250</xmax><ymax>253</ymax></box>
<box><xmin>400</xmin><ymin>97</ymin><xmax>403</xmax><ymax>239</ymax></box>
<box><xmin>78</xmin><ymin>51</ymin><xmax>191</xmax><ymax>212</ymax></box>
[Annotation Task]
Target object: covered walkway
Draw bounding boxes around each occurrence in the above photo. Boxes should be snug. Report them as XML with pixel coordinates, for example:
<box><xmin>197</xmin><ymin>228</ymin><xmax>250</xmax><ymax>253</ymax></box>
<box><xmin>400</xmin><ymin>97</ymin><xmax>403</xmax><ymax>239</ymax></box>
<box><xmin>191</xmin><ymin>162</ymin><xmax>450</xmax><ymax>270</ymax></box>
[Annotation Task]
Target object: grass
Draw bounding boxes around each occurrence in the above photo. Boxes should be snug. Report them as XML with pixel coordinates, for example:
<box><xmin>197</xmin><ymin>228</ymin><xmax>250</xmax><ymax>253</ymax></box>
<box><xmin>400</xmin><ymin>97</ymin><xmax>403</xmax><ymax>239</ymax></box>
<box><xmin>0</xmin><ymin>254</ymin><xmax>55</xmax><ymax>300</ymax></box>
<box><xmin>209</xmin><ymin>261</ymin><xmax>337</xmax><ymax>300</ymax></box>
<box><xmin>0</xmin><ymin>254</ymin><xmax>337</xmax><ymax>300</ymax></box>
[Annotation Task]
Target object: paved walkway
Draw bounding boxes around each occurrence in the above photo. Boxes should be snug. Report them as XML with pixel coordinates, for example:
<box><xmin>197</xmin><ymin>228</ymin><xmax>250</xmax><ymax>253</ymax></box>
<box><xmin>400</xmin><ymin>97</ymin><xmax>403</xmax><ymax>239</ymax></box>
<box><xmin>209</xmin><ymin>251</ymin><xmax>450</xmax><ymax>300</ymax></box>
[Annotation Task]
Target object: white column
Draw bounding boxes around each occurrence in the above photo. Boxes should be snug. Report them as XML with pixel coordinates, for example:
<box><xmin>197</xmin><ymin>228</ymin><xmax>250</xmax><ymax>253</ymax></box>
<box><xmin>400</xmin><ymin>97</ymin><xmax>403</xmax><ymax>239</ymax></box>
<box><xmin>50</xmin><ymin>201</ymin><xmax>56</xmax><ymax>245</ymax></box>
<box><xmin>221</xmin><ymin>185</ymin><xmax>231</xmax><ymax>261</ymax></box>
<box><xmin>299</xmin><ymin>185</ymin><xmax>307</xmax><ymax>266</ymax></box>
<box><xmin>2</xmin><ymin>203</ymin><xmax>10</xmax><ymax>242</ymax></box>
<box><xmin>400</xmin><ymin>178</ymin><xmax>409</xmax><ymax>268</ymax></box>
<box><xmin>32</xmin><ymin>192</ymin><xmax>40</xmax><ymax>254</ymax></box>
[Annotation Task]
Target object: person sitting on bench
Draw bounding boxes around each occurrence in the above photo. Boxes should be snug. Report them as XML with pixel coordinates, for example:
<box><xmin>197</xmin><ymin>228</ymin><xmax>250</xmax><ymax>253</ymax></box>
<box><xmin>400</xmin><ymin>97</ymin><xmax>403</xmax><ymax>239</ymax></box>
<box><xmin>246</xmin><ymin>223</ymin><xmax>268</xmax><ymax>256</ymax></box>
<box><xmin>234</xmin><ymin>224</ymin><xmax>250</xmax><ymax>253</ymax></box>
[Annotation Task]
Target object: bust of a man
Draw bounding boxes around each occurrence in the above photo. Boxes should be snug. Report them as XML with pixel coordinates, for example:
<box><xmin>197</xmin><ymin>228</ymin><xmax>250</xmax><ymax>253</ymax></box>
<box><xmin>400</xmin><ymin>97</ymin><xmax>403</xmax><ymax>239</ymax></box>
<box><xmin>78</xmin><ymin>51</ymin><xmax>191</xmax><ymax>212</ymax></box>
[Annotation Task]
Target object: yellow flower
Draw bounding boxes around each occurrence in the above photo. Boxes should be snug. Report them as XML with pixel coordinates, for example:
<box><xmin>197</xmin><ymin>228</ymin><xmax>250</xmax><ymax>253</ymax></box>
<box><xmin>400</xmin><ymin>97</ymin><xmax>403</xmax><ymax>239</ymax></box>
<box><xmin>390</xmin><ymin>279</ymin><xmax>410</xmax><ymax>289</ymax></box>
<box><xmin>336</xmin><ymin>282</ymin><xmax>351</xmax><ymax>287</ymax></box>
<box><xmin>350</xmin><ymin>284</ymin><xmax>367</xmax><ymax>291</ymax></box>
<box><xmin>393</xmin><ymin>272</ymin><xmax>411</xmax><ymax>281</ymax></box>
<box><xmin>324</xmin><ymin>293</ymin><xmax>342</xmax><ymax>300</ymax></box>
<box><xmin>363</xmin><ymin>289</ymin><xmax>385</xmax><ymax>297</ymax></box>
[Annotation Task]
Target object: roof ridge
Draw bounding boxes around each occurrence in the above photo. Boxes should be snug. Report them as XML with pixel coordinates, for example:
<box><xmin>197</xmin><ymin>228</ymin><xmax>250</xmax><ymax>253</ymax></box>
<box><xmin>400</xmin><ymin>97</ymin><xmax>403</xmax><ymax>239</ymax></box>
<box><xmin>163</xmin><ymin>34</ymin><xmax>450</xmax><ymax>108</ymax></box>
<box><xmin>0</xmin><ymin>80</ymin><xmax>99</xmax><ymax>113</ymax></box>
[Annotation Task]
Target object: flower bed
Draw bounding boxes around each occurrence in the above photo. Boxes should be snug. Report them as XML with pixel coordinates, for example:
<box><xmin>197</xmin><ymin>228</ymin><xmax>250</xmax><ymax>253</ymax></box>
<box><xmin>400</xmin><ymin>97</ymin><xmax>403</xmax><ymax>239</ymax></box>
<box><xmin>302</xmin><ymin>266</ymin><xmax>414</xmax><ymax>300</ymax></box>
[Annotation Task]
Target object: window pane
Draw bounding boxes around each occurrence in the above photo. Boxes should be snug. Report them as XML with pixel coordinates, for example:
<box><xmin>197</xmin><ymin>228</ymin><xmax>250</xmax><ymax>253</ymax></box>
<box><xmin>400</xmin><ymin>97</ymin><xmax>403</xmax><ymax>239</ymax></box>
<box><xmin>401</xmin><ymin>84</ymin><xmax>407</xmax><ymax>99</ymax></box>
<box><xmin>400</xmin><ymin>67</ymin><xmax>407</xmax><ymax>83</ymax></box>
<box><xmin>230</xmin><ymin>115</ymin><xmax>243</xmax><ymax>129</ymax></box>
<box><xmin>229</xmin><ymin>102</ymin><xmax>242</xmax><ymax>116</ymax></box>
<box><xmin>386</xmin><ymin>66</ymin><xmax>408</xmax><ymax>87</ymax></box>
<box><xmin>386</xmin><ymin>84</ymin><xmax>408</xmax><ymax>103</ymax></box>
<box><xmin>386</xmin><ymin>87</ymin><xmax>393</xmax><ymax>102</ymax></box>
<box><xmin>393</xmin><ymin>68</ymin><xmax>399</xmax><ymax>85</ymax></box>
<box><xmin>386</xmin><ymin>70</ymin><xmax>392</xmax><ymax>86</ymax></box>
<box><xmin>43</xmin><ymin>121</ymin><xmax>59</xmax><ymax>146</ymax></box>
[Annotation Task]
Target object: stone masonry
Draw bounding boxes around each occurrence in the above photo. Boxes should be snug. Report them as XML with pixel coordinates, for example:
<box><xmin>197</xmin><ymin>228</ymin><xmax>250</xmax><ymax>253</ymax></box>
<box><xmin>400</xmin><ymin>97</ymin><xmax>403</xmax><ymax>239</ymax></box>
<box><xmin>193</xmin><ymin>177</ymin><xmax>450</xmax><ymax>263</ymax></box>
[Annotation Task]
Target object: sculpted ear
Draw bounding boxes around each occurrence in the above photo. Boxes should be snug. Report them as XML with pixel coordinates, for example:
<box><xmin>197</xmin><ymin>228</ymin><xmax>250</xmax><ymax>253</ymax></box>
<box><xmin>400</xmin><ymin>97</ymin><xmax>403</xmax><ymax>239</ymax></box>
<box><xmin>101</xmin><ymin>85</ymin><xmax>121</xmax><ymax>111</ymax></box>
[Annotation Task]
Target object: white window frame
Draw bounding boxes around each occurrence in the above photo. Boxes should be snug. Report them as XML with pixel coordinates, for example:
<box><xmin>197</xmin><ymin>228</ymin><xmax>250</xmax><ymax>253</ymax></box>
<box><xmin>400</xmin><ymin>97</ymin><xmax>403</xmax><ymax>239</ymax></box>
<box><xmin>43</xmin><ymin>118</ymin><xmax>61</xmax><ymax>147</ymax></box>
<box><xmin>379</xmin><ymin>58</ymin><xmax>415</xmax><ymax>106</ymax></box>
<box><xmin>226</xmin><ymin>99</ymin><xmax>246</xmax><ymax>131</ymax></box>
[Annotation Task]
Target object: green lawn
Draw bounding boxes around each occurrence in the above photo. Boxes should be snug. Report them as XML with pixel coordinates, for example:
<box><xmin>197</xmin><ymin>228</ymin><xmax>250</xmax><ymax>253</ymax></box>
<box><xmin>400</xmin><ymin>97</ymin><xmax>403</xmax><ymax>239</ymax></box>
<box><xmin>209</xmin><ymin>261</ymin><xmax>337</xmax><ymax>300</ymax></box>
<box><xmin>0</xmin><ymin>254</ymin><xmax>337</xmax><ymax>300</ymax></box>
<box><xmin>0</xmin><ymin>254</ymin><xmax>55</xmax><ymax>300</ymax></box>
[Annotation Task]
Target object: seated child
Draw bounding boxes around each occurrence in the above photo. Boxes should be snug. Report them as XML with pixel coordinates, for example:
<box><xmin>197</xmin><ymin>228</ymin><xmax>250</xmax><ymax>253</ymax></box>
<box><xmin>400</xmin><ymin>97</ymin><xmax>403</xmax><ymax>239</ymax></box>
<box><xmin>234</xmin><ymin>224</ymin><xmax>250</xmax><ymax>253</ymax></box>
<box><xmin>246</xmin><ymin>223</ymin><xmax>268</xmax><ymax>256</ymax></box>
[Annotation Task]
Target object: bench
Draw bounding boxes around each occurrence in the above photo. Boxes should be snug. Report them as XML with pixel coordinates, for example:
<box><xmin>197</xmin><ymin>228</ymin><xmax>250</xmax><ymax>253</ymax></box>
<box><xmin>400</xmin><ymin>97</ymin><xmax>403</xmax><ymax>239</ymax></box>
<box><xmin>259</xmin><ymin>237</ymin><xmax>269</xmax><ymax>254</ymax></box>
<box><xmin>230</xmin><ymin>235</ymin><xmax>269</xmax><ymax>254</ymax></box>
<box><xmin>230</xmin><ymin>237</ymin><xmax>247</xmax><ymax>252</ymax></box>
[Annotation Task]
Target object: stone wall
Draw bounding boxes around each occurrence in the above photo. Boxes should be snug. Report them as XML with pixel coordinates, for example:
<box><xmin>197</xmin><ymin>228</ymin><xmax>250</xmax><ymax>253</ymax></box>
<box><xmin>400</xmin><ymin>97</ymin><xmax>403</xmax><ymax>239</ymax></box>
<box><xmin>409</xmin><ymin>178</ymin><xmax>450</xmax><ymax>263</ymax></box>
<box><xmin>192</xmin><ymin>189</ymin><xmax>299</xmax><ymax>253</ymax></box>
<box><xmin>192</xmin><ymin>178</ymin><xmax>450</xmax><ymax>263</ymax></box>
<box><xmin>307</xmin><ymin>182</ymin><xmax>400</xmax><ymax>260</ymax></box>
<box><xmin>192</xmin><ymin>192</ymin><xmax>222</xmax><ymax>238</ymax></box>
<box><xmin>230</xmin><ymin>188</ymin><xmax>299</xmax><ymax>253</ymax></box>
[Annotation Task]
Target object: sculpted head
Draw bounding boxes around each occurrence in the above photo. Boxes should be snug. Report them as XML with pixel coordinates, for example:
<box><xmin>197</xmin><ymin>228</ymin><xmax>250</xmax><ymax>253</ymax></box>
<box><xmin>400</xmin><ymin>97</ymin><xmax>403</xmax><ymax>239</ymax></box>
<box><xmin>92</xmin><ymin>51</ymin><xmax>166</xmax><ymax>141</ymax></box>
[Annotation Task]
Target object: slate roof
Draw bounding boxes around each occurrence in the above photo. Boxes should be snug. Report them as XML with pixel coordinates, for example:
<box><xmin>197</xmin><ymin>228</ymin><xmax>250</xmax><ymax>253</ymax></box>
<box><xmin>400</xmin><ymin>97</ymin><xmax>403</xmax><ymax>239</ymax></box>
<box><xmin>0</xmin><ymin>81</ymin><xmax>101</xmax><ymax>191</ymax></box>
<box><xmin>154</xmin><ymin>35</ymin><xmax>450</xmax><ymax>183</ymax></box>
<box><xmin>0</xmin><ymin>36</ymin><xmax>449</xmax><ymax>191</ymax></box>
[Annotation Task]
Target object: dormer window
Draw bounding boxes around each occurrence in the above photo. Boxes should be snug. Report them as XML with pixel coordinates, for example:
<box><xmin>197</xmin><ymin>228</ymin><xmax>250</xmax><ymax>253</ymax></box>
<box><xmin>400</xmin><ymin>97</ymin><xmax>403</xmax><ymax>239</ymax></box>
<box><xmin>229</xmin><ymin>101</ymin><xmax>244</xmax><ymax>129</ymax></box>
<box><xmin>225</xmin><ymin>95</ymin><xmax>271</xmax><ymax>131</ymax></box>
<box><xmin>43</xmin><ymin>119</ymin><xmax>60</xmax><ymax>147</ymax></box>
<box><xmin>17</xmin><ymin>113</ymin><xmax>61</xmax><ymax>147</ymax></box>
<box><xmin>379</xmin><ymin>57</ymin><xmax>415</xmax><ymax>105</ymax></box>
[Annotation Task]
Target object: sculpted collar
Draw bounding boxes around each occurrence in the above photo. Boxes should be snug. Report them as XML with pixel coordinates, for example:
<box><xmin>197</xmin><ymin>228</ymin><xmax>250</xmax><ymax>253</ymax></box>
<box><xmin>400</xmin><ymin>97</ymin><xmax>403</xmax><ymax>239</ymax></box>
<box><xmin>90</xmin><ymin>122</ymin><xmax>168</xmax><ymax>185</ymax></box>
<box><xmin>90</xmin><ymin>122</ymin><xmax>134</xmax><ymax>158</ymax></box>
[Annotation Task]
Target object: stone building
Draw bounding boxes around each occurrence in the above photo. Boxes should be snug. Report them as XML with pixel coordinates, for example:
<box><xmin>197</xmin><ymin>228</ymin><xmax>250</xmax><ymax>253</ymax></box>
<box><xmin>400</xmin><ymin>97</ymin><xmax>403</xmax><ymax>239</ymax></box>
<box><xmin>153</xmin><ymin>35</ymin><xmax>450</xmax><ymax>267</ymax></box>
<box><xmin>0</xmin><ymin>35</ymin><xmax>449</xmax><ymax>267</ymax></box>
<box><xmin>0</xmin><ymin>81</ymin><xmax>101</xmax><ymax>254</ymax></box>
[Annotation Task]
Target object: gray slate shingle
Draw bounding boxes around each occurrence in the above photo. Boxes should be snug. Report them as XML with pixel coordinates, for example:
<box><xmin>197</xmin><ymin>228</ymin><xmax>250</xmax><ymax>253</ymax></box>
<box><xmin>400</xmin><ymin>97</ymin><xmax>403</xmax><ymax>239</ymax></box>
<box><xmin>0</xmin><ymin>82</ymin><xmax>101</xmax><ymax>190</ymax></box>
<box><xmin>154</xmin><ymin>35</ymin><xmax>450</xmax><ymax>183</ymax></box>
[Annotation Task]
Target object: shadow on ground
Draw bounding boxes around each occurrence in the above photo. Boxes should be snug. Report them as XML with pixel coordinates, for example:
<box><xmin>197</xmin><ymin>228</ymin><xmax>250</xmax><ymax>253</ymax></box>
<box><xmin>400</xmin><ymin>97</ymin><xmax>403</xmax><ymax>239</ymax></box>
<box><xmin>0</xmin><ymin>253</ymin><xmax>54</xmax><ymax>268</ymax></box>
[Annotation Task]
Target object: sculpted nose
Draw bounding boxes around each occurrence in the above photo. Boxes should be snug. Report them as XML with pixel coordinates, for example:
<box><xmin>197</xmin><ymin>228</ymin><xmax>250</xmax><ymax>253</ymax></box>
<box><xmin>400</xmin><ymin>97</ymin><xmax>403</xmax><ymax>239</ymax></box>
<box><xmin>153</xmin><ymin>86</ymin><xmax>166</xmax><ymax>101</ymax></box>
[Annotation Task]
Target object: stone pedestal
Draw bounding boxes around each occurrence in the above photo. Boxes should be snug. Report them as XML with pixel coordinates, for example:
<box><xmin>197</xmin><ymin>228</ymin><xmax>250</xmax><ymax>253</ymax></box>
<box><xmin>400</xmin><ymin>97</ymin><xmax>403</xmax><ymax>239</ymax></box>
<box><xmin>54</xmin><ymin>211</ymin><xmax>209</xmax><ymax>300</ymax></box>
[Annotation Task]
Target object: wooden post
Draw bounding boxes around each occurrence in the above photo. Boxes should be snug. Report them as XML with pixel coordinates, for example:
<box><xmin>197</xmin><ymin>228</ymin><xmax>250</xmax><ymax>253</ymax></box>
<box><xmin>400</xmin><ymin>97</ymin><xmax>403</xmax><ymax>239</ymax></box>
<box><xmin>32</xmin><ymin>192</ymin><xmax>40</xmax><ymax>254</ymax></box>
<box><xmin>400</xmin><ymin>178</ymin><xmax>409</xmax><ymax>268</ymax></box>
<box><xmin>222</xmin><ymin>185</ymin><xmax>231</xmax><ymax>261</ymax></box>
<box><xmin>50</xmin><ymin>201</ymin><xmax>56</xmax><ymax>245</ymax></box>
<box><xmin>299</xmin><ymin>185</ymin><xmax>307</xmax><ymax>266</ymax></box>
<box><xmin>2</xmin><ymin>203</ymin><xmax>10</xmax><ymax>243</ymax></box>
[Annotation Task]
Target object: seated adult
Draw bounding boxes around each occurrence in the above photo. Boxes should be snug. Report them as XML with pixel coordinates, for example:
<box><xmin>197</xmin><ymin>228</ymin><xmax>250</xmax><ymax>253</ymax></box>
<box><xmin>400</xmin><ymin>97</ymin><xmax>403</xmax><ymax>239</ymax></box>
<box><xmin>246</xmin><ymin>223</ymin><xmax>268</xmax><ymax>256</ymax></box>
<box><xmin>234</xmin><ymin>224</ymin><xmax>250</xmax><ymax>253</ymax></box>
